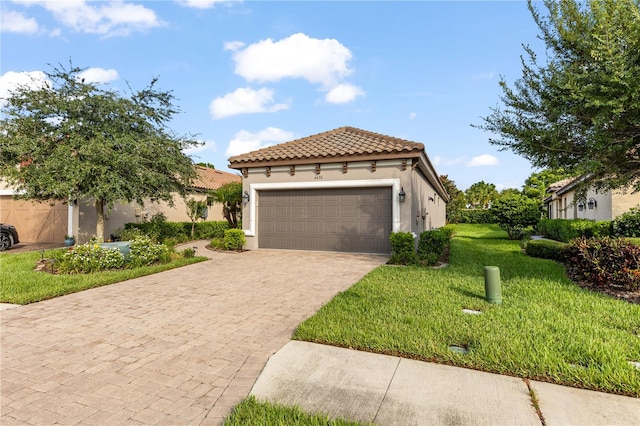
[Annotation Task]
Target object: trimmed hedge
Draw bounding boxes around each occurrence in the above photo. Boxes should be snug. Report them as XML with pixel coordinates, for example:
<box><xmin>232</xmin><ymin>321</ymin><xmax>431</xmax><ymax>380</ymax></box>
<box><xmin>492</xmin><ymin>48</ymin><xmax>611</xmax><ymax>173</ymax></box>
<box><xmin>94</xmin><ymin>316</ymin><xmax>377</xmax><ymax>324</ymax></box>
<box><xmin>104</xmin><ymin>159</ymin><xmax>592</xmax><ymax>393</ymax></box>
<box><xmin>537</xmin><ymin>218</ymin><xmax>611</xmax><ymax>242</ymax></box>
<box><xmin>457</xmin><ymin>209</ymin><xmax>497</xmax><ymax>224</ymax></box>
<box><xmin>123</xmin><ymin>220</ymin><xmax>230</xmax><ymax>243</ymax></box>
<box><xmin>524</xmin><ymin>239</ymin><xmax>568</xmax><ymax>262</ymax></box>
<box><xmin>389</xmin><ymin>232</ymin><xmax>417</xmax><ymax>265</ymax></box>
<box><xmin>417</xmin><ymin>226</ymin><xmax>454</xmax><ymax>265</ymax></box>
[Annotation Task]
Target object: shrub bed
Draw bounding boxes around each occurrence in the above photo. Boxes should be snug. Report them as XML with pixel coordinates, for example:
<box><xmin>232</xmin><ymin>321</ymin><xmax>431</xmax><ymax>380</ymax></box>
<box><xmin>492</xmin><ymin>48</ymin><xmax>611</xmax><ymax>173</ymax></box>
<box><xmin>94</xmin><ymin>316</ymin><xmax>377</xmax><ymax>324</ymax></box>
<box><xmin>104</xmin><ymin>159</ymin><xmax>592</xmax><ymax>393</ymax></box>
<box><xmin>389</xmin><ymin>232</ymin><xmax>417</xmax><ymax>265</ymax></box>
<box><xmin>565</xmin><ymin>237</ymin><xmax>640</xmax><ymax>291</ymax></box>
<box><xmin>56</xmin><ymin>236</ymin><xmax>173</xmax><ymax>274</ymax></box>
<box><xmin>537</xmin><ymin>218</ymin><xmax>611</xmax><ymax>242</ymax></box>
<box><xmin>417</xmin><ymin>226</ymin><xmax>454</xmax><ymax>265</ymax></box>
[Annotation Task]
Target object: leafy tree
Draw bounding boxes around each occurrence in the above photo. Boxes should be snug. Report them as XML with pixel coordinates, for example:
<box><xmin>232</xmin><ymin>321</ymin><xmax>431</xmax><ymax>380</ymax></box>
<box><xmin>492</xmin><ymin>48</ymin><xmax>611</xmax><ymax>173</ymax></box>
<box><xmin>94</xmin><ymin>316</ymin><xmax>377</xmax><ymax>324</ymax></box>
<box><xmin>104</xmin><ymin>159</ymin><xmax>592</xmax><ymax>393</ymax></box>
<box><xmin>197</xmin><ymin>162</ymin><xmax>215</xmax><ymax>169</ymax></box>
<box><xmin>522</xmin><ymin>168</ymin><xmax>573</xmax><ymax>203</ymax></box>
<box><xmin>0</xmin><ymin>63</ymin><xmax>198</xmax><ymax>241</ymax></box>
<box><xmin>465</xmin><ymin>181</ymin><xmax>498</xmax><ymax>209</ymax></box>
<box><xmin>497</xmin><ymin>188</ymin><xmax>522</xmax><ymax>200</ymax></box>
<box><xmin>492</xmin><ymin>194</ymin><xmax>541</xmax><ymax>239</ymax></box>
<box><xmin>477</xmin><ymin>0</ymin><xmax>640</xmax><ymax>194</ymax></box>
<box><xmin>209</xmin><ymin>182</ymin><xmax>242</xmax><ymax>228</ymax></box>
<box><xmin>186</xmin><ymin>198</ymin><xmax>207</xmax><ymax>239</ymax></box>
<box><xmin>439</xmin><ymin>175</ymin><xmax>466</xmax><ymax>223</ymax></box>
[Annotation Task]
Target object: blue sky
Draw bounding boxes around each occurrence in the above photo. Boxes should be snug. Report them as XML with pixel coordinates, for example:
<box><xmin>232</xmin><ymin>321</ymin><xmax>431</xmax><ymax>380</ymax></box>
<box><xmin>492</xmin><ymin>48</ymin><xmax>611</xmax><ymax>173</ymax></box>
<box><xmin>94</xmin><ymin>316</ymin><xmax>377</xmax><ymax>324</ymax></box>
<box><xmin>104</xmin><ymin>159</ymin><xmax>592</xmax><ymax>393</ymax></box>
<box><xmin>2</xmin><ymin>0</ymin><xmax>546</xmax><ymax>191</ymax></box>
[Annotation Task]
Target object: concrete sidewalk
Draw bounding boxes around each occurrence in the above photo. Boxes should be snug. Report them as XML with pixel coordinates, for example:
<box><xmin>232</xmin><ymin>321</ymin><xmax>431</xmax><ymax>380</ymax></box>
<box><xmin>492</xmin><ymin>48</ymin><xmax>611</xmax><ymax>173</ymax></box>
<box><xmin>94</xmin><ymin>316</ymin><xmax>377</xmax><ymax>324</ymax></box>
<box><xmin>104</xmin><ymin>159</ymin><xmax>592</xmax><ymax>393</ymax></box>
<box><xmin>251</xmin><ymin>341</ymin><xmax>640</xmax><ymax>426</ymax></box>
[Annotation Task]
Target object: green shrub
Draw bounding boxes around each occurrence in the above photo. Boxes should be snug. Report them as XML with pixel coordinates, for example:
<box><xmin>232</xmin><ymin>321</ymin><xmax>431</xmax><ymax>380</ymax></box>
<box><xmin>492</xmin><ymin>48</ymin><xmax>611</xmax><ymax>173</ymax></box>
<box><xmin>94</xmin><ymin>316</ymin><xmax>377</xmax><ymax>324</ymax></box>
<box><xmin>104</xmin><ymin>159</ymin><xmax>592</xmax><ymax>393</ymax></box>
<box><xmin>57</xmin><ymin>243</ymin><xmax>125</xmax><ymax>274</ymax></box>
<box><xmin>117</xmin><ymin>227</ymin><xmax>147</xmax><ymax>241</ymax></box>
<box><xmin>524</xmin><ymin>239</ymin><xmax>568</xmax><ymax>262</ymax></box>
<box><xmin>194</xmin><ymin>221</ymin><xmax>230</xmax><ymax>239</ymax></box>
<box><xmin>491</xmin><ymin>195</ymin><xmax>541</xmax><ymax>240</ymax></box>
<box><xmin>223</xmin><ymin>229</ymin><xmax>246</xmax><ymax>251</ymax></box>
<box><xmin>210</xmin><ymin>237</ymin><xmax>225</xmax><ymax>250</ymax></box>
<box><xmin>565</xmin><ymin>237</ymin><xmax>640</xmax><ymax>291</ymax></box>
<box><xmin>389</xmin><ymin>232</ymin><xmax>417</xmax><ymax>265</ymax></box>
<box><xmin>417</xmin><ymin>228</ymin><xmax>451</xmax><ymax>265</ymax></box>
<box><xmin>537</xmin><ymin>218</ymin><xmax>611</xmax><ymax>242</ymax></box>
<box><xmin>124</xmin><ymin>220</ymin><xmax>229</xmax><ymax>243</ymax></box>
<box><xmin>612</xmin><ymin>207</ymin><xmax>640</xmax><ymax>237</ymax></box>
<box><xmin>127</xmin><ymin>236</ymin><xmax>171</xmax><ymax>268</ymax></box>
<box><xmin>181</xmin><ymin>247</ymin><xmax>196</xmax><ymax>258</ymax></box>
<box><xmin>458</xmin><ymin>209</ymin><xmax>497</xmax><ymax>224</ymax></box>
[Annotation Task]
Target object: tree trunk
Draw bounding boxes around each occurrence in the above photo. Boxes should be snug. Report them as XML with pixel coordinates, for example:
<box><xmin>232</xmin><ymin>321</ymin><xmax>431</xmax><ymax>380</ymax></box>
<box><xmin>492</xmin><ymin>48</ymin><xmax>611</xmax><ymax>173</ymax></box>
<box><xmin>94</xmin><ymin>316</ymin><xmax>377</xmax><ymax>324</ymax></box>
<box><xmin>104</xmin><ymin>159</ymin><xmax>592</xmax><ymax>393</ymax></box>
<box><xmin>95</xmin><ymin>199</ymin><xmax>105</xmax><ymax>242</ymax></box>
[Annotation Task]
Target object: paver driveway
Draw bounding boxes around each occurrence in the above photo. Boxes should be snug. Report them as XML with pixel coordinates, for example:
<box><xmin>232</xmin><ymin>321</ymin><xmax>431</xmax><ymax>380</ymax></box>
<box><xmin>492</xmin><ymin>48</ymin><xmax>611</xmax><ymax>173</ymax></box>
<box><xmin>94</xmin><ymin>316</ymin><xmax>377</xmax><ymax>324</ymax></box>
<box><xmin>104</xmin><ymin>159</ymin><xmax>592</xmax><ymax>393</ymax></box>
<box><xmin>1</xmin><ymin>247</ymin><xmax>387</xmax><ymax>425</ymax></box>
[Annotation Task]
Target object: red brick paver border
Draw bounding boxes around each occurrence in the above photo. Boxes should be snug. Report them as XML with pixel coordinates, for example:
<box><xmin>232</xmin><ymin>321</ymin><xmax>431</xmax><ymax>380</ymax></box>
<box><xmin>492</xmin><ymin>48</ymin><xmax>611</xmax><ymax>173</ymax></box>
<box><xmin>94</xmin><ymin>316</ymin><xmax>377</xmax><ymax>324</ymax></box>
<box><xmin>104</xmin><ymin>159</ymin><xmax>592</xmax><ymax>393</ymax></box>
<box><xmin>1</xmin><ymin>248</ymin><xmax>387</xmax><ymax>425</ymax></box>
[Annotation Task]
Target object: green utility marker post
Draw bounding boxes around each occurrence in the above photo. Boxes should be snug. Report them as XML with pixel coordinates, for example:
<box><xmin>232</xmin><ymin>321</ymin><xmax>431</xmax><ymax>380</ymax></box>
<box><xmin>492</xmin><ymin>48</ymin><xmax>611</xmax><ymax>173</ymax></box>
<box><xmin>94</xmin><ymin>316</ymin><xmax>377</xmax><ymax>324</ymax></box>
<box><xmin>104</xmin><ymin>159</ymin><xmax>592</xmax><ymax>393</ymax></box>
<box><xmin>484</xmin><ymin>266</ymin><xmax>502</xmax><ymax>304</ymax></box>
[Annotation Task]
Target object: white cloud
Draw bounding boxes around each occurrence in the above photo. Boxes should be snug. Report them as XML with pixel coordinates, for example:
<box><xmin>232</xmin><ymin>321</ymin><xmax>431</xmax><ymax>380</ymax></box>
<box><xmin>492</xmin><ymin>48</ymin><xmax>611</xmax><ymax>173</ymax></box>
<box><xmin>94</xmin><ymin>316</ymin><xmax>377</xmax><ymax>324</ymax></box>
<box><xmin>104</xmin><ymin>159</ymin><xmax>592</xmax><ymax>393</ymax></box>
<box><xmin>325</xmin><ymin>83</ymin><xmax>365</xmax><ymax>104</ymax></box>
<box><xmin>0</xmin><ymin>70</ymin><xmax>49</xmax><ymax>106</ymax></box>
<box><xmin>176</xmin><ymin>0</ymin><xmax>240</xmax><ymax>9</ymax></box>
<box><xmin>472</xmin><ymin>72</ymin><xmax>496</xmax><ymax>81</ymax></box>
<box><xmin>1</xmin><ymin>9</ymin><xmax>39</xmax><ymax>34</ymax></box>
<box><xmin>223</xmin><ymin>40</ymin><xmax>245</xmax><ymax>51</ymax></box>
<box><xmin>184</xmin><ymin>139</ymin><xmax>216</xmax><ymax>157</ymax></box>
<box><xmin>76</xmin><ymin>67</ymin><xmax>119</xmax><ymax>84</ymax></box>
<box><xmin>230</xmin><ymin>33</ymin><xmax>353</xmax><ymax>88</ymax></box>
<box><xmin>466</xmin><ymin>154</ymin><xmax>500</xmax><ymax>167</ymax></box>
<box><xmin>225</xmin><ymin>127</ymin><xmax>294</xmax><ymax>157</ymax></box>
<box><xmin>409</xmin><ymin>112</ymin><xmax>417</xmax><ymax>120</ymax></box>
<box><xmin>209</xmin><ymin>87</ymin><xmax>289</xmax><ymax>119</ymax></box>
<box><xmin>432</xmin><ymin>155</ymin><xmax>465</xmax><ymax>167</ymax></box>
<box><xmin>13</xmin><ymin>1</ymin><xmax>163</xmax><ymax>36</ymax></box>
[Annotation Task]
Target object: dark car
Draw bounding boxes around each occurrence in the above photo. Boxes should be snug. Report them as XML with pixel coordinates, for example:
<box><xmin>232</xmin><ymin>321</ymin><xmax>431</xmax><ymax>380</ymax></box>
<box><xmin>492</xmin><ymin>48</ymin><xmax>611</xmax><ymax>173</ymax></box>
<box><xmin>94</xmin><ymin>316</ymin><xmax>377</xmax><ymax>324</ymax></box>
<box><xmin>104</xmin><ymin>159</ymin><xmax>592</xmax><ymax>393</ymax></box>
<box><xmin>0</xmin><ymin>224</ymin><xmax>19</xmax><ymax>251</ymax></box>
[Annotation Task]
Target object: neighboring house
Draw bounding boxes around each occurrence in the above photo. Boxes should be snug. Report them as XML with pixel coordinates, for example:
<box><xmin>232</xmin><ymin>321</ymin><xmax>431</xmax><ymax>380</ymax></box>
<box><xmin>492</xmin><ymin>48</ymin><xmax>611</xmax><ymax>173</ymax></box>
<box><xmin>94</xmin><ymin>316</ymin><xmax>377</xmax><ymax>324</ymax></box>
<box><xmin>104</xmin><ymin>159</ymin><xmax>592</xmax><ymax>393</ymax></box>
<box><xmin>228</xmin><ymin>126</ymin><xmax>449</xmax><ymax>254</ymax></box>
<box><xmin>0</xmin><ymin>166</ymin><xmax>241</xmax><ymax>244</ymax></box>
<box><xmin>544</xmin><ymin>176</ymin><xmax>640</xmax><ymax>220</ymax></box>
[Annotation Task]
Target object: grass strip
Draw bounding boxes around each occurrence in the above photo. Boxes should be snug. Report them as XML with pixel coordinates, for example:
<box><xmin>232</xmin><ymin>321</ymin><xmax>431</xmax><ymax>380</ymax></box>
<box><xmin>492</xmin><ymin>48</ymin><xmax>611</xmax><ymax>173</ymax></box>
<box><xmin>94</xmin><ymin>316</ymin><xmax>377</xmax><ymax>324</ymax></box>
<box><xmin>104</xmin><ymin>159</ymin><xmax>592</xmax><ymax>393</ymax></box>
<box><xmin>294</xmin><ymin>224</ymin><xmax>640</xmax><ymax>397</ymax></box>
<box><xmin>0</xmin><ymin>249</ymin><xmax>206</xmax><ymax>304</ymax></box>
<box><xmin>223</xmin><ymin>396</ymin><xmax>369</xmax><ymax>426</ymax></box>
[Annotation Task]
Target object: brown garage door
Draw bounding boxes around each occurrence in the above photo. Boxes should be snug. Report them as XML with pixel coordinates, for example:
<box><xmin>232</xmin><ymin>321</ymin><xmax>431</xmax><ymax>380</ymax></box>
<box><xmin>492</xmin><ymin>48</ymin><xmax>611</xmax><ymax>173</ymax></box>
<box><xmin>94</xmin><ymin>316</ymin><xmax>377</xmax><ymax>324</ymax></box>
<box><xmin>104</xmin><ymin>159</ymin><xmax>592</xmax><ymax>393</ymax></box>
<box><xmin>0</xmin><ymin>196</ymin><xmax>67</xmax><ymax>243</ymax></box>
<box><xmin>258</xmin><ymin>187</ymin><xmax>392</xmax><ymax>253</ymax></box>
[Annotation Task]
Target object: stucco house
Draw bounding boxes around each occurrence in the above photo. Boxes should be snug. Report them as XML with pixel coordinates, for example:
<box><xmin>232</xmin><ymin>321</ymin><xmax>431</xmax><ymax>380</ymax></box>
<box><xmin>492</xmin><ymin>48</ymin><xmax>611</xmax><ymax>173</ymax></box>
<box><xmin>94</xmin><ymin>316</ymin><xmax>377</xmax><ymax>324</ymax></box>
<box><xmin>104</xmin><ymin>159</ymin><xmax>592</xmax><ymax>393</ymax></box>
<box><xmin>0</xmin><ymin>166</ymin><xmax>241</xmax><ymax>244</ymax></box>
<box><xmin>544</xmin><ymin>176</ymin><xmax>640</xmax><ymax>220</ymax></box>
<box><xmin>228</xmin><ymin>126</ymin><xmax>449</xmax><ymax>254</ymax></box>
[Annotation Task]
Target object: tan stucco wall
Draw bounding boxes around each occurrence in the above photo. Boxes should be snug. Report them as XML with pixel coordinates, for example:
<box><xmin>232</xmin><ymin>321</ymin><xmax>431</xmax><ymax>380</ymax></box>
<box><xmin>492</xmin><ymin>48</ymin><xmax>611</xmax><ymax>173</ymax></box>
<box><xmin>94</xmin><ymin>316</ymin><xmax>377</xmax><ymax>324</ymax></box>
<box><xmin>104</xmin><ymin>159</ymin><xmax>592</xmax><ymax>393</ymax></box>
<box><xmin>238</xmin><ymin>159</ymin><xmax>446</xmax><ymax>250</ymax></box>
<box><xmin>612</xmin><ymin>189</ymin><xmax>640</xmax><ymax>219</ymax></box>
<box><xmin>410</xmin><ymin>168</ymin><xmax>447</xmax><ymax>233</ymax></box>
<box><xmin>77</xmin><ymin>193</ymin><xmax>225</xmax><ymax>243</ymax></box>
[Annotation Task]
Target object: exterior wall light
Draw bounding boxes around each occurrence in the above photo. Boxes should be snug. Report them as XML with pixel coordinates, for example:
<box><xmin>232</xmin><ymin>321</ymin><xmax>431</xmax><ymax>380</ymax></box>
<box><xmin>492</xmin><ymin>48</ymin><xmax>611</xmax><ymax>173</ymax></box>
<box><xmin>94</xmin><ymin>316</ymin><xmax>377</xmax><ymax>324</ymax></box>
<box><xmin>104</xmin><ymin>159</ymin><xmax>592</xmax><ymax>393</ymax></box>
<box><xmin>242</xmin><ymin>190</ymin><xmax>250</xmax><ymax>205</ymax></box>
<box><xmin>577</xmin><ymin>203</ymin><xmax>584</xmax><ymax>212</ymax></box>
<box><xmin>399</xmin><ymin>188</ymin><xmax>406</xmax><ymax>203</ymax></box>
<box><xmin>587</xmin><ymin>198</ymin><xmax>597</xmax><ymax>209</ymax></box>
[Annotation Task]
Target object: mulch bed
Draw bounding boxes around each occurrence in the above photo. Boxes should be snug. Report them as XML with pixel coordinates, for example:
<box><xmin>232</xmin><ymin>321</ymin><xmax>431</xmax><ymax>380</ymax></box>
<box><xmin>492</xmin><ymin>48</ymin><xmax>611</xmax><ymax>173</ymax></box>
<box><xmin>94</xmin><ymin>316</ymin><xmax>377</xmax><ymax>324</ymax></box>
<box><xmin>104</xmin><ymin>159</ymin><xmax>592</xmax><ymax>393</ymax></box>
<box><xmin>566</xmin><ymin>268</ymin><xmax>640</xmax><ymax>305</ymax></box>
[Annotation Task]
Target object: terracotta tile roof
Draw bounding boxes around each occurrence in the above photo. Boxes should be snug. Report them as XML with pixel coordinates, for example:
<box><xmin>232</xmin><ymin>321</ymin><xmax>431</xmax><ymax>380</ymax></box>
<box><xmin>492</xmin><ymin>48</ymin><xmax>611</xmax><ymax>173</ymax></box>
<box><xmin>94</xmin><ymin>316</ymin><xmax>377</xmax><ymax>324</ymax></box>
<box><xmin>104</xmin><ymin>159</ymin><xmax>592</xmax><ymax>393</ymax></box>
<box><xmin>546</xmin><ymin>177</ymin><xmax>577</xmax><ymax>193</ymax></box>
<box><xmin>190</xmin><ymin>166</ymin><xmax>241</xmax><ymax>191</ymax></box>
<box><xmin>228</xmin><ymin>126</ymin><xmax>424</xmax><ymax>167</ymax></box>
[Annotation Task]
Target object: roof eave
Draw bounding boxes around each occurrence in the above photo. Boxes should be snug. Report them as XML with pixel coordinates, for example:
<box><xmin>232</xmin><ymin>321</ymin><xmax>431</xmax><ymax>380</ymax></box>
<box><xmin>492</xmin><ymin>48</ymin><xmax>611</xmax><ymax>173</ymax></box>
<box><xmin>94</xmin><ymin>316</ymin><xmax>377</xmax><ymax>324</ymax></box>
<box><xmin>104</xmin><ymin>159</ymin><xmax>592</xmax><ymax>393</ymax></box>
<box><xmin>228</xmin><ymin>151</ymin><xmax>422</xmax><ymax>169</ymax></box>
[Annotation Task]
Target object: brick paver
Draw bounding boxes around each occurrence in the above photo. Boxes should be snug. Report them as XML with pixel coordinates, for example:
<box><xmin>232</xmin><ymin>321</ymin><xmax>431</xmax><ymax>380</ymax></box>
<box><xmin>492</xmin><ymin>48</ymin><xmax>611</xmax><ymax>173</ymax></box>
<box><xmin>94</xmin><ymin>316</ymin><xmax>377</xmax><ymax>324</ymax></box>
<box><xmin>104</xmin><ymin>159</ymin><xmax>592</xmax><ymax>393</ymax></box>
<box><xmin>1</xmin><ymin>246</ymin><xmax>387</xmax><ymax>425</ymax></box>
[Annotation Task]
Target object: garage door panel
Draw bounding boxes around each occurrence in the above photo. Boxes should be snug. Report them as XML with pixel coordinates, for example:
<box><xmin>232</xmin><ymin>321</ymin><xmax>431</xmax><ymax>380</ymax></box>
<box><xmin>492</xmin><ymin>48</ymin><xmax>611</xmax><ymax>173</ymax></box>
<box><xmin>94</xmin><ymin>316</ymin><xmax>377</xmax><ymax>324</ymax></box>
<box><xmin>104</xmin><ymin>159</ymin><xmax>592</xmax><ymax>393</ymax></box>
<box><xmin>0</xmin><ymin>197</ymin><xmax>67</xmax><ymax>243</ymax></box>
<box><xmin>258</xmin><ymin>187</ymin><xmax>391</xmax><ymax>253</ymax></box>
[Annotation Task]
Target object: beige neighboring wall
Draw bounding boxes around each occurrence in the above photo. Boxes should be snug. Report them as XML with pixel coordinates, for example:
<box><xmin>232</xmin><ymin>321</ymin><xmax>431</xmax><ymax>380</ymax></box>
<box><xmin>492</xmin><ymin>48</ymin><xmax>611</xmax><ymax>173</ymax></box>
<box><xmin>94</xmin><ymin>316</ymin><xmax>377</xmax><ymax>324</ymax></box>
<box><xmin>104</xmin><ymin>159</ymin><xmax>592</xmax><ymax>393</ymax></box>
<box><xmin>612</xmin><ymin>189</ymin><xmax>640</xmax><ymax>219</ymax></box>
<box><xmin>77</xmin><ymin>193</ymin><xmax>226</xmax><ymax>243</ymax></box>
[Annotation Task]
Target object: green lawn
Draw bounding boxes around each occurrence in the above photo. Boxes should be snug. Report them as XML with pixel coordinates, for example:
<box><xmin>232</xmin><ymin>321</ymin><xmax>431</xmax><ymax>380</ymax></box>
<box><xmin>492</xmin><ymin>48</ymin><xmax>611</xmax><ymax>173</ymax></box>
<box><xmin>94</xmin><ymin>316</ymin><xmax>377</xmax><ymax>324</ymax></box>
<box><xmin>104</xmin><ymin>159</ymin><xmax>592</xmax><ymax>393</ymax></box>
<box><xmin>294</xmin><ymin>224</ymin><xmax>640</xmax><ymax>397</ymax></box>
<box><xmin>0</xmin><ymin>249</ymin><xmax>206</xmax><ymax>304</ymax></box>
<box><xmin>224</xmin><ymin>396</ymin><xmax>368</xmax><ymax>426</ymax></box>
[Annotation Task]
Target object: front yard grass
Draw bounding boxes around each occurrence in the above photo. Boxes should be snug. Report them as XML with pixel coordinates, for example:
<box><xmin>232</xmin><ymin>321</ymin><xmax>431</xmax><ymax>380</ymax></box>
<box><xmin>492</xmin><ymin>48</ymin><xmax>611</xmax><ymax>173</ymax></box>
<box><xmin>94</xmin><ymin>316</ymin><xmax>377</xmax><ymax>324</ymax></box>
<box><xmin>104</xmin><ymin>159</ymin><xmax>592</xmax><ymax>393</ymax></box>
<box><xmin>224</xmin><ymin>396</ymin><xmax>367</xmax><ymax>426</ymax></box>
<box><xmin>0</xmin><ymin>249</ymin><xmax>206</xmax><ymax>305</ymax></box>
<box><xmin>294</xmin><ymin>224</ymin><xmax>640</xmax><ymax>397</ymax></box>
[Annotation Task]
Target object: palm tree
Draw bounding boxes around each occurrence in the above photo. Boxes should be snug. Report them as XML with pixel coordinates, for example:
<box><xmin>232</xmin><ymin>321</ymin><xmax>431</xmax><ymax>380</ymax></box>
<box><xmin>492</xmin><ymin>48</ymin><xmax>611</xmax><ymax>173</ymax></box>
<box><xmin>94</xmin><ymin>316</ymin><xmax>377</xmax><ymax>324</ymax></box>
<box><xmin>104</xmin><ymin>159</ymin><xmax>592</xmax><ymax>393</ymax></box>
<box><xmin>209</xmin><ymin>182</ymin><xmax>242</xmax><ymax>228</ymax></box>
